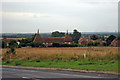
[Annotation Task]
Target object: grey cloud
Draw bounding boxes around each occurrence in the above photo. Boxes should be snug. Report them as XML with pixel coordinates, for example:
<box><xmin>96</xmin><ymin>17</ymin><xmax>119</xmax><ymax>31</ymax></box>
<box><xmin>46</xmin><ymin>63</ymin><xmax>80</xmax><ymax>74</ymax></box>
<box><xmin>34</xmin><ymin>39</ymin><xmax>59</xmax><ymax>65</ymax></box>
<box><xmin>2</xmin><ymin>0</ymin><xmax>118</xmax><ymax>33</ymax></box>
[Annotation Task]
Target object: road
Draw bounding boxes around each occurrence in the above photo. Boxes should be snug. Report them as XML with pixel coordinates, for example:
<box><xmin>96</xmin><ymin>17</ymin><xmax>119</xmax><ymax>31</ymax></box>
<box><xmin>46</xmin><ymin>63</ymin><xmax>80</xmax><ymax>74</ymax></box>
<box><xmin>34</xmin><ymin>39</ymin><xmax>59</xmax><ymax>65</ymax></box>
<box><xmin>1</xmin><ymin>67</ymin><xmax>119</xmax><ymax>80</ymax></box>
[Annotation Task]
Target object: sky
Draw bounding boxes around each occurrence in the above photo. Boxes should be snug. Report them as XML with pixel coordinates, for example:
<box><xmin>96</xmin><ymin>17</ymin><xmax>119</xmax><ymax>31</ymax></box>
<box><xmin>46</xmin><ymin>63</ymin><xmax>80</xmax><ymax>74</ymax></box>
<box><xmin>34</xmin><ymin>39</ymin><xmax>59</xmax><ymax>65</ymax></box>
<box><xmin>1</xmin><ymin>0</ymin><xmax>119</xmax><ymax>33</ymax></box>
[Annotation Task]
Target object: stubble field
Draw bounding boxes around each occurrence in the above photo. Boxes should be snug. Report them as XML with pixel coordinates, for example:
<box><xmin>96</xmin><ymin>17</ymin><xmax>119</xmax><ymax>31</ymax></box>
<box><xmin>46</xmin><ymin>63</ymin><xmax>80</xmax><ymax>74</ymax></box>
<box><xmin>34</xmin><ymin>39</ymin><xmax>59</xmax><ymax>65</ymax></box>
<box><xmin>1</xmin><ymin>47</ymin><xmax>119</xmax><ymax>61</ymax></box>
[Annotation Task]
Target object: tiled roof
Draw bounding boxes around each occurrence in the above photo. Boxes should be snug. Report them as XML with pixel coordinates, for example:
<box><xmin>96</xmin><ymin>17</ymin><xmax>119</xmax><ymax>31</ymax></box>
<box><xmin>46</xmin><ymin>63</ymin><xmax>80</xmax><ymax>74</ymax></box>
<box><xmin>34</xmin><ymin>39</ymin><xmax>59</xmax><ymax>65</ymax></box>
<box><xmin>33</xmin><ymin>34</ymin><xmax>41</xmax><ymax>42</ymax></box>
<box><xmin>41</xmin><ymin>37</ymin><xmax>65</xmax><ymax>43</ymax></box>
<box><xmin>80</xmin><ymin>40</ymin><xmax>87</xmax><ymax>45</ymax></box>
<box><xmin>110</xmin><ymin>40</ymin><xmax>119</xmax><ymax>46</ymax></box>
<box><xmin>78</xmin><ymin>37</ymin><xmax>90</xmax><ymax>41</ymax></box>
<box><xmin>64</xmin><ymin>33</ymin><xmax>72</xmax><ymax>42</ymax></box>
<box><xmin>33</xmin><ymin>30</ymin><xmax>73</xmax><ymax>43</ymax></box>
<box><xmin>90</xmin><ymin>40</ymin><xmax>105</xmax><ymax>43</ymax></box>
<box><xmin>78</xmin><ymin>36</ymin><xmax>105</xmax><ymax>45</ymax></box>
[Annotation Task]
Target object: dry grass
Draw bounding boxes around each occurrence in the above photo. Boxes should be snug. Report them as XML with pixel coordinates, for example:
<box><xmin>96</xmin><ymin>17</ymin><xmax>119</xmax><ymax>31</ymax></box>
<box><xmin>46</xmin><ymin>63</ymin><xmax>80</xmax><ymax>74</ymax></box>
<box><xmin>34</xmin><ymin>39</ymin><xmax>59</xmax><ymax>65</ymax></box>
<box><xmin>1</xmin><ymin>47</ymin><xmax>119</xmax><ymax>61</ymax></box>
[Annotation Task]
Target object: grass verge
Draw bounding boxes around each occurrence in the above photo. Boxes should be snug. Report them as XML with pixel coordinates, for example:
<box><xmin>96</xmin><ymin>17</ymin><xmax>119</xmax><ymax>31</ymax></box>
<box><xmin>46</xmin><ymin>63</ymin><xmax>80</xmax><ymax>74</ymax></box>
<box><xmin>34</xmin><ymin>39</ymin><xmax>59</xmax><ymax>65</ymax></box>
<box><xmin>2</xmin><ymin>60</ymin><xmax>118</xmax><ymax>72</ymax></box>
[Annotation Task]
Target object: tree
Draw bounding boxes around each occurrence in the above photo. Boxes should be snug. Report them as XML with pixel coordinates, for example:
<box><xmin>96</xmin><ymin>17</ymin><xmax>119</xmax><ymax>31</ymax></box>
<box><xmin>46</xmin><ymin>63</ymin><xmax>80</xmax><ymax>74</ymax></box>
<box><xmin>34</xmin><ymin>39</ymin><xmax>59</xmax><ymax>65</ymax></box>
<box><xmin>19</xmin><ymin>38</ymin><xmax>33</xmax><ymax>47</ymax></box>
<box><xmin>103</xmin><ymin>42</ymin><xmax>107</xmax><ymax>46</ymax></box>
<box><xmin>51</xmin><ymin>31</ymin><xmax>65</xmax><ymax>37</ymax></box>
<box><xmin>106</xmin><ymin>35</ymin><xmax>116</xmax><ymax>46</ymax></box>
<box><xmin>91</xmin><ymin>35</ymin><xmax>98</xmax><ymax>40</ymax></box>
<box><xmin>71</xmin><ymin>29</ymin><xmax>81</xmax><ymax>43</ymax></box>
<box><xmin>93</xmin><ymin>41</ymin><xmax>100</xmax><ymax>46</ymax></box>
<box><xmin>20</xmin><ymin>38</ymin><xmax>33</xmax><ymax>44</ymax></box>
<box><xmin>2</xmin><ymin>41</ymin><xmax>6</xmax><ymax>48</ymax></box>
<box><xmin>9</xmin><ymin>40</ymin><xmax>18</xmax><ymax>48</ymax></box>
<box><xmin>87</xmin><ymin>41</ymin><xmax>93</xmax><ymax>46</ymax></box>
<box><xmin>30</xmin><ymin>42</ymin><xmax>42</xmax><ymax>47</ymax></box>
<box><xmin>102</xmin><ymin>36</ymin><xmax>105</xmax><ymax>41</ymax></box>
<box><xmin>115</xmin><ymin>35</ymin><xmax>120</xmax><ymax>40</ymax></box>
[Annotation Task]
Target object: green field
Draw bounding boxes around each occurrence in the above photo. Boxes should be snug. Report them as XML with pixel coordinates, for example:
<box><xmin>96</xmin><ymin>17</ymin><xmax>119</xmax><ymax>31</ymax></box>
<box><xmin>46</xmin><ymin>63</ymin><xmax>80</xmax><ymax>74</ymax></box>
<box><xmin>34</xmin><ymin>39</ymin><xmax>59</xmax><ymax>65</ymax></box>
<box><xmin>3</xmin><ymin>59</ymin><xmax>118</xmax><ymax>72</ymax></box>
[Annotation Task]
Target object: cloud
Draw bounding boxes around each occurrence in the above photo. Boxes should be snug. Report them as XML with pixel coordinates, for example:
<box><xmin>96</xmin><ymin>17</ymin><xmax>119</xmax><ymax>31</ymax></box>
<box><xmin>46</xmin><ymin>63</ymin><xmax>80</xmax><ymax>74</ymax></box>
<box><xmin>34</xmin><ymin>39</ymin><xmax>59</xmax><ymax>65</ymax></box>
<box><xmin>2</xmin><ymin>0</ymin><xmax>118</xmax><ymax>33</ymax></box>
<box><xmin>2</xmin><ymin>12</ymin><xmax>52</xmax><ymax>19</ymax></box>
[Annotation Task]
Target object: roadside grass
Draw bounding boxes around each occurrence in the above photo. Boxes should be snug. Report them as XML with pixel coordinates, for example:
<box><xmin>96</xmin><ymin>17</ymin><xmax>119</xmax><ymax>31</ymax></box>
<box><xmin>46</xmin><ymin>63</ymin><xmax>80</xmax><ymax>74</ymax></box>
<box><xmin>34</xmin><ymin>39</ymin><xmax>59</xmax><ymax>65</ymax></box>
<box><xmin>2</xmin><ymin>59</ymin><xmax>118</xmax><ymax>72</ymax></box>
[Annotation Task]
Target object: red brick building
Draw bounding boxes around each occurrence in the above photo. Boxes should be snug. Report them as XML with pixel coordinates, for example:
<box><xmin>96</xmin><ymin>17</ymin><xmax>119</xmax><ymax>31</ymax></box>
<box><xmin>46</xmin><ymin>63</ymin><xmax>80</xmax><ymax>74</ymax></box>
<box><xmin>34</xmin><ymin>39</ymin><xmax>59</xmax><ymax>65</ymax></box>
<box><xmin>110</xmin><ymin>40</ymin><xmax>120</xmax><ymax>47</ymax></box>
<box><xmin>78</xmin><ymin>35</ymin><xmax>105</xmax><ymax>46</ymax></box>
<box><xmin>78</xmin><ymin>35</ymin><xmax>91</xmax><ymax>45</ymax></box>
<box><xmin>33</xmin><ymin>29</ymin><xmax>73</xmax><ymax>46</ymax></box>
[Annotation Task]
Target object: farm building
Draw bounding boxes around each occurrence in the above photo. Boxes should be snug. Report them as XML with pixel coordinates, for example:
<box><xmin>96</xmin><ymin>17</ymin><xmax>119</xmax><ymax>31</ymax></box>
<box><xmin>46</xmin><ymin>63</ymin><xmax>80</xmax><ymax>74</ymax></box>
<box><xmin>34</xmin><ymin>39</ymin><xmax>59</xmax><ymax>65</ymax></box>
<box><xmin>78</xmin><ymin>35</ymin><xmax>91</xmax><ymax>45</ymax></box>
<box><xmin>110</xmin><ymin>40</ymin><xmax>120</xmax><ymax>47</ymax></box>
<box><xmin>33</xmin><ymin>29</ymin><xmax>73</xmax><ymax>46</ymax></box>
<box><xmin>78</xmin><ymin>35</ymin><xmax>105</xmax><ymax>46</ymax></box>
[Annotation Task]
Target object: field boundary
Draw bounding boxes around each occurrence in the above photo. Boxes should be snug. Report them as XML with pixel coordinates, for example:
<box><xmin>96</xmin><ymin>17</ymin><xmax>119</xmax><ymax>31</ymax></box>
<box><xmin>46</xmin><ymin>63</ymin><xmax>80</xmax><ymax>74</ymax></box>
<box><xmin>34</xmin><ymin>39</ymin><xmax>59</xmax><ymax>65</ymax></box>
<box><xmin>2</xmin><ymin>65</ymin><xmax>119</xmax><ymax>75</ymax></box>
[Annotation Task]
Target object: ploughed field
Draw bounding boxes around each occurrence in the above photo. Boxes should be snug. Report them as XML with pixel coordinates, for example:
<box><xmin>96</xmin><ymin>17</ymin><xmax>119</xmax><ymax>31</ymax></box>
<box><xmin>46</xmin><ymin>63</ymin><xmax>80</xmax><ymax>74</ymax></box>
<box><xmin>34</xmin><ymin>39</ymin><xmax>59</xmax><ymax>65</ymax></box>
<box><xmin>1</xmin><ymin>47</ymin><xmax>119</xmax><ymax>72</ymax></box>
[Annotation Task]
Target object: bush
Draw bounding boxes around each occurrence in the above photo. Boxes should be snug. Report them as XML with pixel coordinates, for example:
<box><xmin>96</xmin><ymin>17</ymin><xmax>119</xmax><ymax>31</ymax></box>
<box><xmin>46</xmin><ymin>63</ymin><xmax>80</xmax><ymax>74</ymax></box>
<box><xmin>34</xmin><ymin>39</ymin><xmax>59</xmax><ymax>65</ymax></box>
<box><xmin>103</xmin><ymin>42</ymin><xmax>107</xmax><ymax>46</ymax></box>
<box><xmin>52</xmin><ymin>43</ymin><xmax>60</xmax><ymax>47</ymax></box>
<box><xmin>87</xmin><ymin>41</ymin><xmax>101</xmax><ymax>46</ymax></box>
<box><xmin>19</xmin><ymin>38</ymin><xmax>34</xmax><ymax>47</ymax></box>
<box><xmin>2</xmin><ymin>47</ymin><xmax>16</xmax><ymax>61</ymax></box>
<box><xmin>10</xmin><ymin>47</ymin><xmax>16</xmax><ymax>54</ymax></box>
<box><xmin>78</xmin><ymin>45</ymin><xmax>86</xmax><ymax>47</ymax></box>
<box><xmin>93</xmin><ymin>41</ymin><xmax>100</xmax><ymax>46</ymax></box>
<box><xmin>2</xmin><ymin>41</ymin><xmax>6</xmax><ymax>48</ymax></box>
<box><xmin>87</xmin><ymin>41</ymin><xmax>93</xmax><ymax>46</ymax></box>
<box><xmin>30</xmin><ymin>42</ymin><xmax>42</xmax><ymax>47</ymax></box>
<box><xmin>91</xmin><ymin>35</ymin><xmax>98</xmax><ymax>40</ymax></box>
<box><xmin>52</xmin><ymin>43</ymin><xmax>78</xmax><ymax>47</ymax></box>
<box><xmin>9</xmin><ymin>40</ymin><xmax>18</xmax><ymax>48</ymax></box>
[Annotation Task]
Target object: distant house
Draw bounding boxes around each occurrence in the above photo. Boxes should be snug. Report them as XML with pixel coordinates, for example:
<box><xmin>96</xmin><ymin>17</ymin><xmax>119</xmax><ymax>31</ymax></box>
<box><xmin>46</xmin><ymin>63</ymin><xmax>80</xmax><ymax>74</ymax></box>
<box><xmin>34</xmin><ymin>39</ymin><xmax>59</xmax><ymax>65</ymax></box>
<box><xmin>78</xmin><ymin>35</ymin><xmax>105</xmax><ymax>46</ymax></box>
<box><xmin>78</xmin><ymin>35</ymin><xmax>91</xmax><ymax>45</ymax></box>
<box><xmin>90</xmin><ymin>40</ymin><xmax>105</xmax><ymax>46</ymax></box>
<box><xmin>33</xmin><ymin>29</ymin><xmax>73</xmax><ymax>46</ymax></box>
<box><xmin>110</xmin><ymin>40</ymin><xmax>120</xmax><ymax>47</ymax></box>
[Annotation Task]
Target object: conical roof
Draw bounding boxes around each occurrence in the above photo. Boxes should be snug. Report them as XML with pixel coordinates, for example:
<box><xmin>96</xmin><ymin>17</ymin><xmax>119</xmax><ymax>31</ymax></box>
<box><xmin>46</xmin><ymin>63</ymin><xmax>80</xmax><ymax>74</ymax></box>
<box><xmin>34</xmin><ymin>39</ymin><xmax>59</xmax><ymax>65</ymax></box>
<box><xmin>64</xmin><ymin>30</ymin><xmax>72</xmax><ymax>42</ymax></box>
<box><xmin>33</xmin><ymin>29</ymin><xmax>41</xmax><ymax>43</ymax></box>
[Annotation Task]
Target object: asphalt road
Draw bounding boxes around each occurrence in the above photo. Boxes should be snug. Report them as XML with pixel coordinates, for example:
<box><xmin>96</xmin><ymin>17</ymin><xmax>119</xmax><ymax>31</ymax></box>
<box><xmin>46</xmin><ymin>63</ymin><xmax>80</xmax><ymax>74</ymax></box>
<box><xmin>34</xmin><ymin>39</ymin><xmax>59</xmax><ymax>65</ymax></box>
<box><xmin>1</xmin><ymin>67</ymin><xmax>119</xmax><ymax>80</ymax></box>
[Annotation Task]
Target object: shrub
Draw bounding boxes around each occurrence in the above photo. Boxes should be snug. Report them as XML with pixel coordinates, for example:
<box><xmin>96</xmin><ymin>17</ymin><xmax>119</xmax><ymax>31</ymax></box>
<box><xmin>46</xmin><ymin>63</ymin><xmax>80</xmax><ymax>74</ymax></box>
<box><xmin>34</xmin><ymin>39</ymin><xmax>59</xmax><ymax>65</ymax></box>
<box><xmin>87</xmin><ymin>41</ymin><xmax>93</xmax><ymax>46</ymax></box>
<box><xmin>93</xmin><ymin>41</ymin><xmax>100</xmax><ymax>46</ymax></box>
<box><xmin>52</xmin><ymin>43</ymin><xmax>78</xmax><ymax>47</ymax></box>
<box><xmin>2</xmin><ymin>47</ymin><xmax>16</xmax><ymax>61</ymax></box>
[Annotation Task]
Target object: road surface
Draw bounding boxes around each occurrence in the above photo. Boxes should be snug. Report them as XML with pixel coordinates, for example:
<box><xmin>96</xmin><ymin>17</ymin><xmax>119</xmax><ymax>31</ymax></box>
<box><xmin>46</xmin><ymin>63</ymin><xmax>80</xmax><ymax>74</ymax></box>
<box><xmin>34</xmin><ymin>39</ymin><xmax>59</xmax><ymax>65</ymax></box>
<box><xmin>1</xmin><ymin>67</ymin><xmax>119</xmax><ymax>80</ymax></box>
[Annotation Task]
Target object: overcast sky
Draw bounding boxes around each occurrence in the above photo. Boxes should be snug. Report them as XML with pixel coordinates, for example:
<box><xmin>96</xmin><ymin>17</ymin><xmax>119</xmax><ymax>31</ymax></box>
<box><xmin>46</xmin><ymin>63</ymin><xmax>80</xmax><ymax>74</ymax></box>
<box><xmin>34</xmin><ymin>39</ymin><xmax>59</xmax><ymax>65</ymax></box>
<box><xmin>1</xmin><ymin>0</ymin><xmax>119</xmax><ymax>33</ymax></box>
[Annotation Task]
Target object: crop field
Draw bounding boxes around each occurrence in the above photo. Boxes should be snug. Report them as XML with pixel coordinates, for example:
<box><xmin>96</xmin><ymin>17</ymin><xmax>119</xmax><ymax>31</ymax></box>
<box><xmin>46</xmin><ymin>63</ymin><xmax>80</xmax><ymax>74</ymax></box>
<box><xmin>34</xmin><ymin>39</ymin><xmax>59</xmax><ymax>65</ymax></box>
<box><xmin>1</xmin><ymin>47</ymin><xmax>119</xmax><ymax>61</ymax></box>
<box><xmin>1</xmin><ymin>47</ymin><xmax>119</xmax><ymax>72</ymax></box>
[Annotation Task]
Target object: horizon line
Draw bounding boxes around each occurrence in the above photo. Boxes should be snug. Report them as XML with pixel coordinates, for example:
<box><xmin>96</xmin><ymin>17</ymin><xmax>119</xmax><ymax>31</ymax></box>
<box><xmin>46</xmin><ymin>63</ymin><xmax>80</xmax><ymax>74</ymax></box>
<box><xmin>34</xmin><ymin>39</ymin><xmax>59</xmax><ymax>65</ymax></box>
<box><xmin>0</xmin><ymin>31</ymin><xmax>118</xmax><ymax>34</ymax></box>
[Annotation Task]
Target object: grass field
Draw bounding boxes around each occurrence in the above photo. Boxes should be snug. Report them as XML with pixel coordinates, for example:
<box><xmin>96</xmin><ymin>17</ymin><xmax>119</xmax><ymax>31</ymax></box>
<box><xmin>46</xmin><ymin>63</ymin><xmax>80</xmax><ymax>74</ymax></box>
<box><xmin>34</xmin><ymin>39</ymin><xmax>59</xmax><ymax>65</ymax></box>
<box><xmin>1</xmin><ymin>47</ymin><xmax>119</xmax><ymax>72</ymax></box>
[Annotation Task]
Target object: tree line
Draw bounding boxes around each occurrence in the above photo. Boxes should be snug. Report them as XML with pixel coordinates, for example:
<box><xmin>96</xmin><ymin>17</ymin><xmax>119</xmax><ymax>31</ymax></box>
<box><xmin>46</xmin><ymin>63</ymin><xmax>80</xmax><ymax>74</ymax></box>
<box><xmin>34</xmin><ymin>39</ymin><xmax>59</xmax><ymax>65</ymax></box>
<box><xmin>52</xmin><ymin>29</ymin><xmax>81</xmax><ymax>43</ymax></box>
